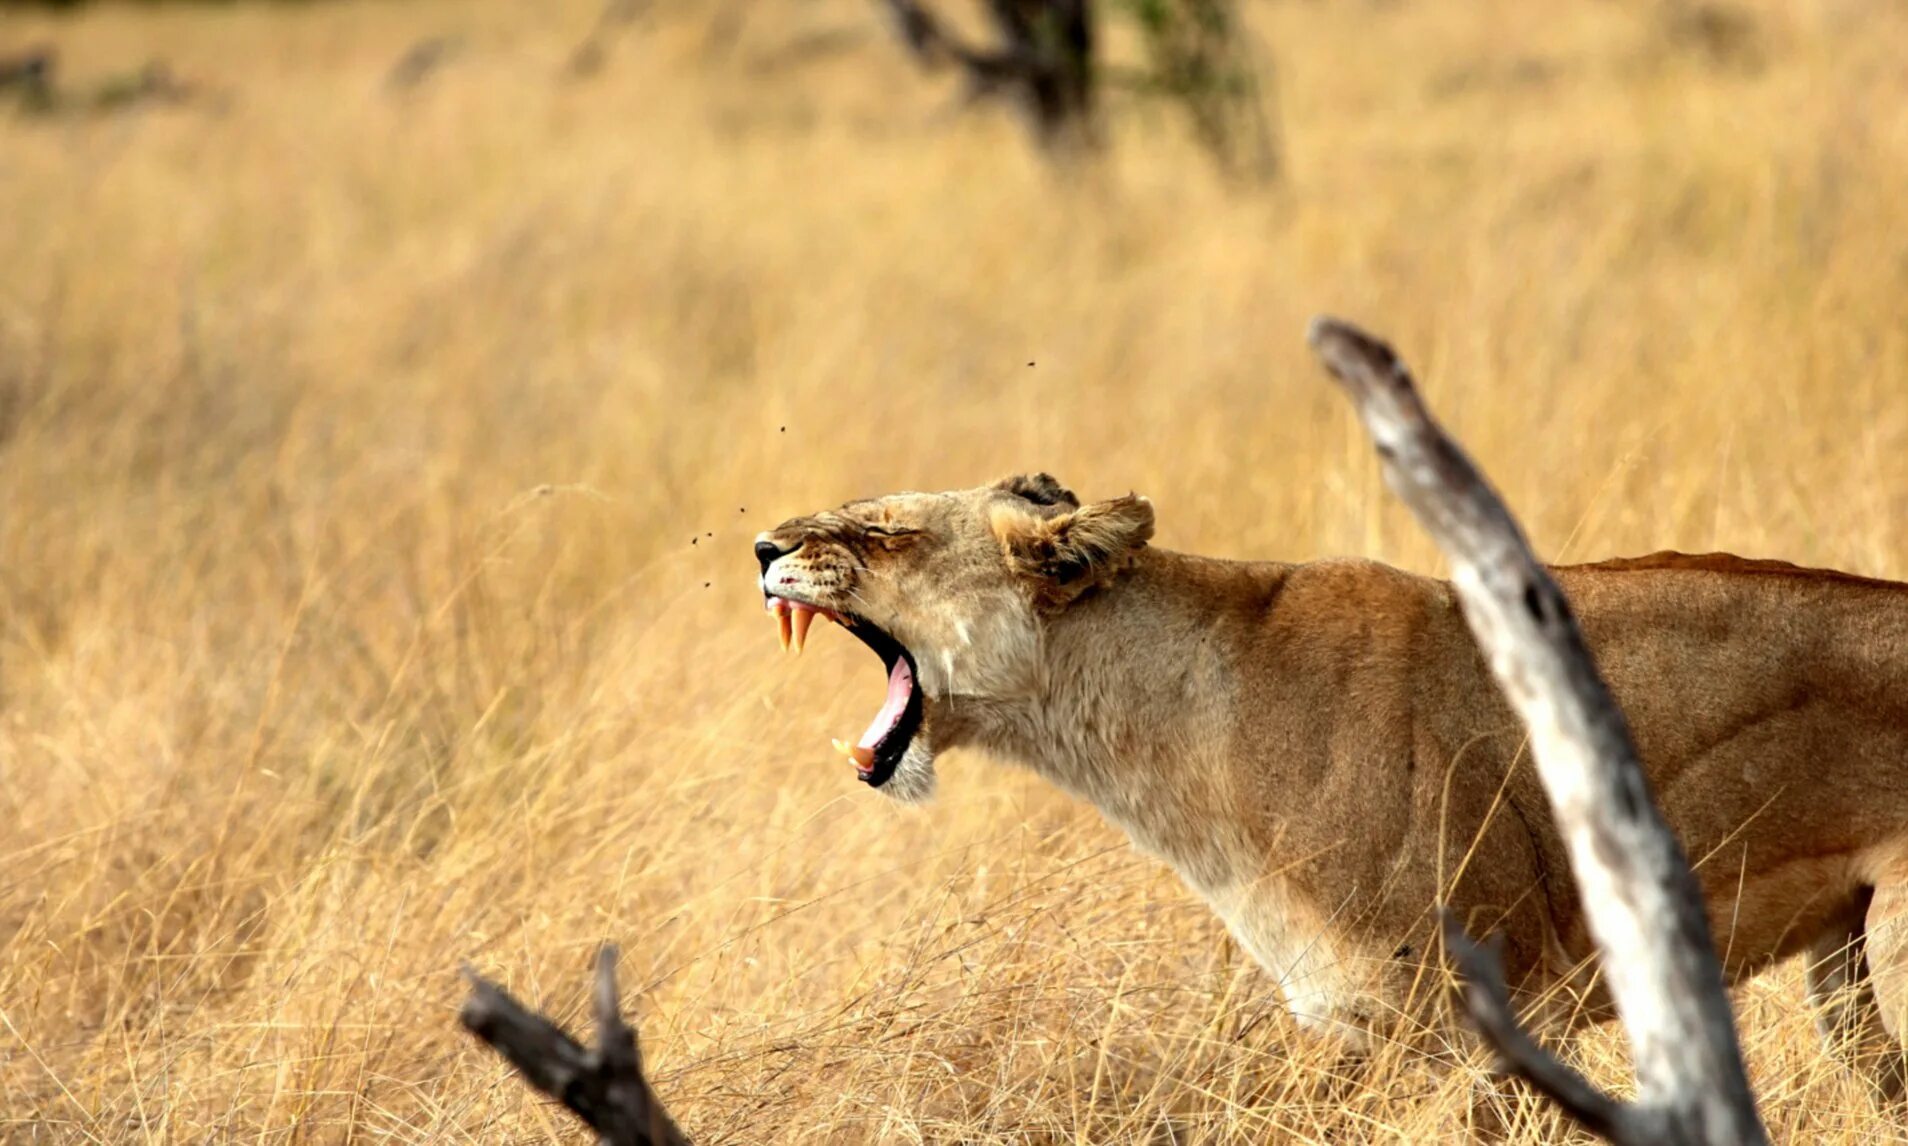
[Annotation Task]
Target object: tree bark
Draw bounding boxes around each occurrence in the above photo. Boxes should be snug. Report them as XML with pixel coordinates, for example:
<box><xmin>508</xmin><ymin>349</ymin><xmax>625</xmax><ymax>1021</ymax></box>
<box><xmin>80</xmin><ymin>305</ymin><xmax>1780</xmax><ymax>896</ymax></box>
<box><xmin>1307</xmin><ymin>316</ymin><xmax>1769</xmax><ymax>1146</ymax></box>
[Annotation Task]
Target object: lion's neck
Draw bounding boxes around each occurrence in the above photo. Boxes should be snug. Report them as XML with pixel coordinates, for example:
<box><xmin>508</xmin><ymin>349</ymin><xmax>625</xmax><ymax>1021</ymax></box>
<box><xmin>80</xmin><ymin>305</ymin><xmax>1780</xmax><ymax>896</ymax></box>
<box><xmin>943</xmin><ymin>549</ymin><xmax>1292</xmax><ymax>892</ymax></box>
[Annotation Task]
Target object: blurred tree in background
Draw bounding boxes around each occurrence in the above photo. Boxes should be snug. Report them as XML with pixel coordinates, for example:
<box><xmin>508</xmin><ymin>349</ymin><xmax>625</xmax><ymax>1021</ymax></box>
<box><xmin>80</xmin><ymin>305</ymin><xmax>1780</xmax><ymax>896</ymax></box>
<box><xmin>881</xmin><ymin>0</ymin><xmax>1278</xmax><ymax>179</ymax></box>
<box><xmin>1111</xmin><ymin>0</ymin><xmax>1279</xmax><ymax>179</ymax></box>
<box><xmin>3</xmin><ymin>0</ymin><xmax>1276</xmax><ymax>175</ymax></box>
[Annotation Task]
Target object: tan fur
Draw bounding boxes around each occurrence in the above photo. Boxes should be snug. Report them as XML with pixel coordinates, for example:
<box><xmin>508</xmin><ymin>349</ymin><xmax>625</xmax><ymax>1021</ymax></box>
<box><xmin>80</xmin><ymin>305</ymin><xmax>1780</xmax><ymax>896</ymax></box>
<box><xmin>757</xmin><ymin>476</ymin><xmax>1908</xmax><ymax>1087</ymax></box>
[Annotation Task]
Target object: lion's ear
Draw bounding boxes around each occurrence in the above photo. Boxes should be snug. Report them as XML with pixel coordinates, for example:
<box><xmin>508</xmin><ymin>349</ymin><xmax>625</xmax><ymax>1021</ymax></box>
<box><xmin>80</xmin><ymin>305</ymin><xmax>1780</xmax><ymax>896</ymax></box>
<box><xmin>991</xmin><ymin>494</ymin><xmax>1155</xmax><ymax>608</ymax></box>
<box><xmin>992</xmin><ymin>472</ymin><xmax>1080</xmax><ymax>510</ymax></box>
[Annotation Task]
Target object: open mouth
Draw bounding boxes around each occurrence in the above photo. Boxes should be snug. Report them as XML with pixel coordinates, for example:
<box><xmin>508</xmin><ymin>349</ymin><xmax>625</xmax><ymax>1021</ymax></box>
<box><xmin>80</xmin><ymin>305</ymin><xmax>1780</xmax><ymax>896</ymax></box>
<box><xmin>765</xmin><ymin>595</ymin><xmax>923</xmax><ymax>788</ymax></box>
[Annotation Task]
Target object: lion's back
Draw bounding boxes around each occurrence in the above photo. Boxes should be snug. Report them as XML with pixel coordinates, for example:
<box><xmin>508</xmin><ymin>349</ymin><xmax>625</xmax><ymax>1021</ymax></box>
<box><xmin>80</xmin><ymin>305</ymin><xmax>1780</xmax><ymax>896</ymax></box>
<box><xmin>1558</xmin><ymin>551</ymin><xmax>1908</xmax><ymax>890</ymax></box>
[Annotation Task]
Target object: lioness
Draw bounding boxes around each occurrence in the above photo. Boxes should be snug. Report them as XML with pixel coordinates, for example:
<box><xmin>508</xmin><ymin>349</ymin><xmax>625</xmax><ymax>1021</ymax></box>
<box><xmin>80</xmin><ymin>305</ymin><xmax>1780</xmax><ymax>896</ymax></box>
<box><xmin>753</xmin><ymin>474</ymin><xmax>1908</xmax><ymax>1088</ymax></box>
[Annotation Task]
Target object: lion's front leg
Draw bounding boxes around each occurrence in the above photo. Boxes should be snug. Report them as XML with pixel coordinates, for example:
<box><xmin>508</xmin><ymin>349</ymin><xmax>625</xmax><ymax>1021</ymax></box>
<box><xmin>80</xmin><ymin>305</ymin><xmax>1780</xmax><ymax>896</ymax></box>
<box><xmin>1208</xmin><ymin>879</ymin><xmax>1450</xmax><ymax>1053</ymax></box>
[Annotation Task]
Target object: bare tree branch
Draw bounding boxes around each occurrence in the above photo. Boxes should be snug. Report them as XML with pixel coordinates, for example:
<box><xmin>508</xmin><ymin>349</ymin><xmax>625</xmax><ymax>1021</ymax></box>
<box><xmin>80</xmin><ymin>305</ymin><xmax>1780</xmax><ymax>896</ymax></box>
<box><xmin>460</xmin><ymin>945</ymin><xmax>691</xmax><ymax>1146</ymax></box>
<box><xmin>1308</xmin><ymin>316</ymin><xmax>1768</xmax><ymax>1146</ymax></box>
<box><xmin>1438</xmin><ymin>910</ymin><xmax>1640</xmax><ymax>1139</ymax></box>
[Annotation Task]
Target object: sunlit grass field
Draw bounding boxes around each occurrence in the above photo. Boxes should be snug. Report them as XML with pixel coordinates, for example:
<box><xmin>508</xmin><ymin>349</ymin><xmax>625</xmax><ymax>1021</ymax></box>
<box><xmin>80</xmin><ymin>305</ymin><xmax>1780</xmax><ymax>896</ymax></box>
<box><xmin>3</xmin><ymin>0</ymin><xmax>1907</xmax><ymax>1140</ymax></box>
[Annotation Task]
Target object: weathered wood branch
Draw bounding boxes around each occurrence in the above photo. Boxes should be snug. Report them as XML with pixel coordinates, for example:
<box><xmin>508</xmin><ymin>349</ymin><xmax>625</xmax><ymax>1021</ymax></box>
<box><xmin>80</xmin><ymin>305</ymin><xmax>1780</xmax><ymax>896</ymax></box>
<box><xmin>1307</xmin><ymin>316</ymin><xmax>1768</xmax><ymax>1146</ymax></box>
<box><xmin>460</xmin><ymin>945</ymin><xmax>691</xmax><ymax>1146</ymax></box>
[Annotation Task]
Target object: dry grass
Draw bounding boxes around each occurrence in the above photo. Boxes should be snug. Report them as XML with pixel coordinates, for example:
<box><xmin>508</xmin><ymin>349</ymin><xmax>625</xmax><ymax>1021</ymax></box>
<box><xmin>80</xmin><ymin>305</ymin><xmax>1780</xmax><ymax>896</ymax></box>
<box><xmin>3</xmin><ymin>0</ymin><xmax>1907</xmax><ymax>1141</ymax></box>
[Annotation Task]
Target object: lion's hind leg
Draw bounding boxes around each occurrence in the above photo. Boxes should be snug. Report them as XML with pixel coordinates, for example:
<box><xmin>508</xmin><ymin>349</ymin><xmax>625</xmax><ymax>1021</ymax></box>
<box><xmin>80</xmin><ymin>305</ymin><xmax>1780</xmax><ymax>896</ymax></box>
<box><xmin>1812</xmin><ymin>884</ymin><xmax>1908</xmax><ymax>1103</ymax></box>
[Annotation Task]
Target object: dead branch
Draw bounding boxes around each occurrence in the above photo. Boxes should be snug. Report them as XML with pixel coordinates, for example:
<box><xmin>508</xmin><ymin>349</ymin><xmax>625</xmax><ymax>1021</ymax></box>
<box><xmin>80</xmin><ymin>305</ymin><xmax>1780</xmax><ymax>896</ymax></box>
<box><xmin>1438</xmin><ymin>912</ymin><xmax>1637</xmax><ymax>1139</ymax></box>
<box><xmin>1307</xmin><ymin>316</ymin><xmax>1768</xmax><ymax>1146</ymax></box>
<box><xmin>460</xmin><ymin>945</ymin><xmax>691</xmax><ymax>1146</ymax></box>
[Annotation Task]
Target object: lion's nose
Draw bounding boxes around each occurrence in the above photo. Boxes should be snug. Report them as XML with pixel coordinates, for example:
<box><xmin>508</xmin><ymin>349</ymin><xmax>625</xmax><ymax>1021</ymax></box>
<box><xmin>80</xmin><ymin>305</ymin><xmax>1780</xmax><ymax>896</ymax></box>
<box><xmin>755</xmin><ymin>537</ymin><xmax>797</xmax><ymax>575</ymax></box>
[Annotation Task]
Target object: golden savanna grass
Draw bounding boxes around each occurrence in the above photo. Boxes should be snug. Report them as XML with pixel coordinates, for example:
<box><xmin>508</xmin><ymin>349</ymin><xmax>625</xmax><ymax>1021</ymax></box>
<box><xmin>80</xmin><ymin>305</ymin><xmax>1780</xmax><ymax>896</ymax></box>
<box><xmin>3</xmin><ymin>0</ymin><xmax>1907</xmax><ymax>1140</ymax></box>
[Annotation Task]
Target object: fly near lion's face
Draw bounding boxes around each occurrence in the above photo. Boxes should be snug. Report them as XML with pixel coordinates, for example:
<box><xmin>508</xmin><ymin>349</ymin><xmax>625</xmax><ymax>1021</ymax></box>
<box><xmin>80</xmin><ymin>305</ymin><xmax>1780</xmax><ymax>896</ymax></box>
<box><xmin>751</xmin><ymin>474</ymin><xmax>1154</xmax><ymax>802</ymax></box>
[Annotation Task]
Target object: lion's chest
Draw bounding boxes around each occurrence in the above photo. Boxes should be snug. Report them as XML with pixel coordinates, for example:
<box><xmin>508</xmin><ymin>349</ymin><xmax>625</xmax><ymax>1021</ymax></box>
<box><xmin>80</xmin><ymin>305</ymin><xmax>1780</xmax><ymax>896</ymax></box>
<box><xmin>1082</xmin><ymin>776</ymin><xmax>1375</xmax><ymax>1035</ymax></box>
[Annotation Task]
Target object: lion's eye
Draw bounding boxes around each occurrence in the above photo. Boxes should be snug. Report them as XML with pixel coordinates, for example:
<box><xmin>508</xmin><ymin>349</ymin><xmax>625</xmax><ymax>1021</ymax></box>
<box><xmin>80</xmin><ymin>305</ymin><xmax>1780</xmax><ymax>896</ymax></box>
<box><xmin>865</xmin><ymin>526</ymin><xmax>920</xmax><ymax>541</ymax></box>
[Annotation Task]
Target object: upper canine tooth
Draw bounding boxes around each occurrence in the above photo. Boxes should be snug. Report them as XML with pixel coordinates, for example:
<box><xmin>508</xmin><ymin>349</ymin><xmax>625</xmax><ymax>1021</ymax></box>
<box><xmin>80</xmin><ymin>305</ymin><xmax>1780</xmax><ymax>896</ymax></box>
<box><xmin>831</xmin><ymin>738</ymin><xmax>876</xmax><ymax>770</ymax></box>
<box><xmin>776</xmin><ymin>603</ymin><xmax>792</xmax><ymax>652</ymax></box>
<box><xmin>792</xmin><ymin>605</ymin><xmax>815</xmax><ymax>653</ymax></box>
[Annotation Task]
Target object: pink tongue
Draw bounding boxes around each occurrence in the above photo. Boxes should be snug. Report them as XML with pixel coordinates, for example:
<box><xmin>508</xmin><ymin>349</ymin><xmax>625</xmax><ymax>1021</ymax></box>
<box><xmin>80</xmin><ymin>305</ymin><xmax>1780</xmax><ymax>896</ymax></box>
<box><xmin>856</xmin><ymin>658</ymin><xmax>914</xmax><ymax>750</ymax></box>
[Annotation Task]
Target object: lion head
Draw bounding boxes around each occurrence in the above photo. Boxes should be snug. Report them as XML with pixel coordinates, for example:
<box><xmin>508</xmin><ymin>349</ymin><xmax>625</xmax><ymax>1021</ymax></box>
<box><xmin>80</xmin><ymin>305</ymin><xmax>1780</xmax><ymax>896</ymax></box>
<box><xmin>753</xmin><ymin>474</ymin><xmax>1155</xmax><ymax>802</ymax></box>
